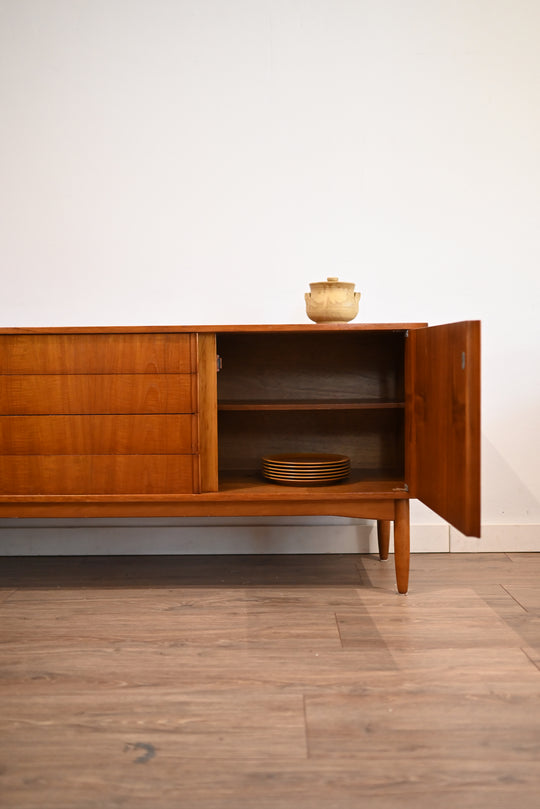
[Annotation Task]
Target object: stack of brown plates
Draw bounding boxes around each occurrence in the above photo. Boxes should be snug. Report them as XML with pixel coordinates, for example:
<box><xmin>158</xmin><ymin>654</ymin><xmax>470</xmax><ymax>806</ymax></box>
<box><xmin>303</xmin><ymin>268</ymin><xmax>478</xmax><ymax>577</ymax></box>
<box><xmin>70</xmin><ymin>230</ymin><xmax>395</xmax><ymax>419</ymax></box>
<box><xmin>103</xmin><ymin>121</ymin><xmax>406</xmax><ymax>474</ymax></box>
<box><xmin>261</xmin><ymin>453</ymin><xmax>351</xmax><ymax>486</ymax></box>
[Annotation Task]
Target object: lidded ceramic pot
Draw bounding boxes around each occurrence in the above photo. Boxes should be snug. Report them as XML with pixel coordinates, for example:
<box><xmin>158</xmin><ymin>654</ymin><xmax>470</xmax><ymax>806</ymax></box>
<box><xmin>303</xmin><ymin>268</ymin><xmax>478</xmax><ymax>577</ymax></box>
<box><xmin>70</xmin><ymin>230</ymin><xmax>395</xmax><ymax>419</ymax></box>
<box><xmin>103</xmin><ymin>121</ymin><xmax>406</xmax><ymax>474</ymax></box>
<box><xmin>305</xmin><ymin>277</ymin><xmax>361</xmax><ymax>323</ymax></box>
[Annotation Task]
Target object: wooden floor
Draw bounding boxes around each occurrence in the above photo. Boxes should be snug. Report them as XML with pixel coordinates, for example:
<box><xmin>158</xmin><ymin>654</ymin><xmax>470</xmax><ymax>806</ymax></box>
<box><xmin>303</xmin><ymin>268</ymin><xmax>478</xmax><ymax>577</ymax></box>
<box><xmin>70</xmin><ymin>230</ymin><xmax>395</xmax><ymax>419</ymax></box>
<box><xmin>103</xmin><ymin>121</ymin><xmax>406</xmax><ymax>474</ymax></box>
<box><xmin>1</xmin><ymin>552</ymin><xmax>540</xmax><ymax>808</ymax></box>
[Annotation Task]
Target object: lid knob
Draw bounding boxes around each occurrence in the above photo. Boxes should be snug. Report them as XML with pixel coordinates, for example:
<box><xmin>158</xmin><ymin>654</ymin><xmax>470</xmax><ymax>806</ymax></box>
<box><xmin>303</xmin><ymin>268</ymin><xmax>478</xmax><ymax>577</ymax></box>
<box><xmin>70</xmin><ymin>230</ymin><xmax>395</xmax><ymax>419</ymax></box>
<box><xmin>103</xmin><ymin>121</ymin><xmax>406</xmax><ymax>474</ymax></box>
<box><xmin>327</xmin><ymin>276</ymin><xmax>339</xmax><ymax>282</ymax></box>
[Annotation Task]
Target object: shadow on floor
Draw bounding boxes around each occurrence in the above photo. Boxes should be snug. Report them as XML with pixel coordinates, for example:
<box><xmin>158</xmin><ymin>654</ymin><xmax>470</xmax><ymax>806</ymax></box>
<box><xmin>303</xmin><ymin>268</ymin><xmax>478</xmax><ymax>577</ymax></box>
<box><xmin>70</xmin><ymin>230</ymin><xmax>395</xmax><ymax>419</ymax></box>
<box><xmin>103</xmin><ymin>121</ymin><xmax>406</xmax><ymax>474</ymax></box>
<box><xmin>0</xmin><ymin>553</ymin><xmax>381</xmax><ymax>589</ymax></box>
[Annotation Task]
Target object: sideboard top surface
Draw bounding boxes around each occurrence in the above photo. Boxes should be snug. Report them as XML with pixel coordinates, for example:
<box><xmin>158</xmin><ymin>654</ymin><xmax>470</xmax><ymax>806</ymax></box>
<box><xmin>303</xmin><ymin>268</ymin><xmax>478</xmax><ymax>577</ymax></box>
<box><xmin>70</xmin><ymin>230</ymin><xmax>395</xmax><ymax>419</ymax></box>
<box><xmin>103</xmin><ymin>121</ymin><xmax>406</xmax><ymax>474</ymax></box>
<box><xmin>0</xmin><ymin>323</ymin><xmax>428</xmax><ymax>335</ymax></box>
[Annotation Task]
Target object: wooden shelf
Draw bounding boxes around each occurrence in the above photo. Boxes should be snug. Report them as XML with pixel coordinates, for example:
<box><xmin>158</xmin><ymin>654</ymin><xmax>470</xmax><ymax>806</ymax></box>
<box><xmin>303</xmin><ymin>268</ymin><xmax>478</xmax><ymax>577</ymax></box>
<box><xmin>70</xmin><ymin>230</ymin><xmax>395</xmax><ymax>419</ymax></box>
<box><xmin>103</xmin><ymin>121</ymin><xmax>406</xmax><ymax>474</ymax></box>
<box><xmin>217</xmin><ymin>469</ymin><xmax>407</xmax><ymax>495</ymax></box>
<box><xmin>0</xmin><ymin>471</ymin><xmax>408</xmax><ymax>502</ymax></box>
<box><xmin>218</xmin><ymin>400</ymin><xmax>405</xmax><ymax>411</ymax></box>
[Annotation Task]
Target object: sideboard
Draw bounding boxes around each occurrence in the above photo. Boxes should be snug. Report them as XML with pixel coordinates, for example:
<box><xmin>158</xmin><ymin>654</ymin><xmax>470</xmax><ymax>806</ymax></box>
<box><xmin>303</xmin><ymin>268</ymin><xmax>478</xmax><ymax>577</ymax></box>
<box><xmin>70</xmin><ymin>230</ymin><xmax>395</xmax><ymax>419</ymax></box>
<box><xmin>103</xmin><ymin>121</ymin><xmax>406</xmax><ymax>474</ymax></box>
<box><xmin>0</xmin><ymin>322</ymin><xmax>481</xmax><ymax>593</ymax></box>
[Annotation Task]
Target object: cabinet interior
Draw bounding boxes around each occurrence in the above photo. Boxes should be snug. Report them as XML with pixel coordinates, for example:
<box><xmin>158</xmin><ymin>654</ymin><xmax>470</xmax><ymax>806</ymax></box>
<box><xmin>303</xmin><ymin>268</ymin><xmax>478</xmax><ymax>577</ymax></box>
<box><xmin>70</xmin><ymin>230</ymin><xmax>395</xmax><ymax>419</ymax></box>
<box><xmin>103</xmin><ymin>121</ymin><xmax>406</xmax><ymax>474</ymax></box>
<box><xmin>216</xmin><ymin>331</ymin><xmax>406</xmax><ymax>484</ymax></box>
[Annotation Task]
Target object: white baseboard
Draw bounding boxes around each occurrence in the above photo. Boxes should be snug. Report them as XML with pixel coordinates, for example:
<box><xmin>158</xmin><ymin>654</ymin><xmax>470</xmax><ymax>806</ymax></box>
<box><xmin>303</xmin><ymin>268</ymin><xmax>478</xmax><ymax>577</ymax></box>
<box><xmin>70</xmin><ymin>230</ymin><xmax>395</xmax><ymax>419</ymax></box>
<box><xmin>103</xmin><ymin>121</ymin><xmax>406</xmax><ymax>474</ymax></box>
<box><xmin>0</xmin><ymin>520</ymin><xmax>536</xmax><ymax>555</ymax></box>
<box><xmin>451</xmin><ymin>524</ymin><xmax>540</xmax><ymax>552</ymax></box>
<box><xmin>0</xmin><ymin>519</ymin><xmax>449</xmax><ymax>555</ymax></box>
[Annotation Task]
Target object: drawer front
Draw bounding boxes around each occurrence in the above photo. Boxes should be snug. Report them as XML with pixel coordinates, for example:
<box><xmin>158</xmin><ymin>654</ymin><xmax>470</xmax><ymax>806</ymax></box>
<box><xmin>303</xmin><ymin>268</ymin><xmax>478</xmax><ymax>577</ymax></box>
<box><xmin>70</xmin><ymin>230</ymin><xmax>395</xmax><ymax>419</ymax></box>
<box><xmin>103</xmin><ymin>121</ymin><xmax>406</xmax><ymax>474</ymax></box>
<box><xmin>0</xmin><ymin>331</ymin><xmax>211</xmax><ymax>496</ymax></box>
<box><xmin>0</xmin><ymin>455</ymin><xmax>196</xmax><ymax>495</ymax></box>
<box><xmin>0</xmin><ymin>375</ymin><xmax>196</xmax><ymax>415</ymax></box>
<box><xmin>0</xmin><ymin>415</ymin><xmax>197</xmax><ymax>455</ymax></box>
<box><xmin>0</xmin><ymin>334</ymin><xmax>195</xmax><ymax>374</ymax></box>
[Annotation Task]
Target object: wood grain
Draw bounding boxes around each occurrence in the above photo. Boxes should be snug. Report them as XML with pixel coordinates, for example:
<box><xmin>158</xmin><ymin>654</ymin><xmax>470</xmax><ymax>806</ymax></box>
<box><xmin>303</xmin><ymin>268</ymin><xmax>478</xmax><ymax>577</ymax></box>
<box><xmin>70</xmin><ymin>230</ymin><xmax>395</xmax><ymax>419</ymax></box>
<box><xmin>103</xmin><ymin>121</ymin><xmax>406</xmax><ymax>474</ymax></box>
<box><xmin>217</xmin><ymin>409</ymin><xmax>404</xmax><ymax>473</ymax></box>
<box><xmin>407</xmin><ymin>321</ymin><xmax>481</xmax><ymax>537</ymax></box>
<box><xmin>393</xmin><ymin>498</ymin><xmax>410</xmax><ymax>594</ymax></box>
<box><xmin>1</xmin><ymin>553</ymin><xmax>540</xmax><ymax>809</ymax></box>
<box><xmin>0</xmin><ymin>455</ymin><xmax>195</xmax><ymax>494</ymax></box>
<box><xmin>218</xmin><ymin>400</ymin><xmax>405</xmax><ymax>410</ymax></box>
<box><xmin>217</xmin><ymin>331</ymin><xmax>406</xmax><ymax>404</ymax></box>
<box><xmin>0</xmin><ymin>374</ymin><xmax>195</xmax><ymax>414</ymax></box>
<box><xmin>196</xmin><ymin>333</ymin><xmax>219</xmax><ymax>493</ymax></box>
<box><xmin>0</xmin><ymin>414</ymin><xmax>196</xmax><ymax>454</ymax></box>
<box><xmin>0</xmin><ymin>323</ymin><xmax>428</xmax><ymax>335</ymax></box>
<box><xmin>0</xmin><ymin>333</ymin><xmax>194</xmax><ymax>373</ymax></box>
<box><xmin>377</xmin><ymin>519</ymin><xmax>391</xmax><ymax>560</ymax></box>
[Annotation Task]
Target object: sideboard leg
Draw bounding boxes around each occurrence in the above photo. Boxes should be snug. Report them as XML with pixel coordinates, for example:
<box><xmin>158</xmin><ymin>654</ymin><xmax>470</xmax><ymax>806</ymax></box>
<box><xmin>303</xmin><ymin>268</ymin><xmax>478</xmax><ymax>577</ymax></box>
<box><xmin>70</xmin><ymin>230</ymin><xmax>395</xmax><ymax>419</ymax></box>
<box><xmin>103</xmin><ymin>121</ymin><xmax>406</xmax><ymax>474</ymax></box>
<box><xmin>376</xmin><ymin>520</ymin><xmax>390</xmax><ymax>561</ymax></box>
<box><xmin>393</xmin><ymin>500</ymin><xmax>410</xmax><ymax>594</ymax></box>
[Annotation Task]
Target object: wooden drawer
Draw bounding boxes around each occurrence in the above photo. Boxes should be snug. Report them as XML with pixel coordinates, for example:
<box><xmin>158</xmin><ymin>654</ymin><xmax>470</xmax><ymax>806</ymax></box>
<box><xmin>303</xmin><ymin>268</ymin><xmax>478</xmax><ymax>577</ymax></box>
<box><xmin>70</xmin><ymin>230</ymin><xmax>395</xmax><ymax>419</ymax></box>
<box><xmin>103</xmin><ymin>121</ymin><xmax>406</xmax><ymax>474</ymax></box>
<box><xmin>0</xmin><ymin>333</ymin><xmax>195</xmax><ymax>374</ymax></box>
<box><xmin>0</xmin><ymin>455</ymin><xmax>196</xmax><ymax>495</ymax></box>
<box><xmin>0</xmin><ymin>415</ymin><xmax>197</xmax><ymax>454</ymax></box>
<box><xmin>0</xmin><ymin>329</ymin><xmax>219</xmax><ymax>497</ymax></box>
<box><xmin>0</xmin><ymin>374</ymin><xmax>196</xmax><ymax>415</ymax></box>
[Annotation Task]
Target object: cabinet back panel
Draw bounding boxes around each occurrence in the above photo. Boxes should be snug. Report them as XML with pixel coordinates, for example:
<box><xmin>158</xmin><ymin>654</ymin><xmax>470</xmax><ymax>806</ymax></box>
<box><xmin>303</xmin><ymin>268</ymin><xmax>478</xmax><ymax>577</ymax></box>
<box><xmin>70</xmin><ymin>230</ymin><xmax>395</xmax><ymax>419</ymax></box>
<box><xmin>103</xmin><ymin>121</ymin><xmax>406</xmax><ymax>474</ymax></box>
<box><xmin>0</xmin><ymin>415</ymin><xmax>196</xmax><ymax>455</ymax></box>
<box><xmin>0</xmin><ymin>375</ymin><xmax>195</xmax><ymax>415</ymax></box>
<box><xmin>0</xmin><ymin>334</ymin><xmax>194</xmax><ymax>374</ymax></box>
<box><xmin>0</xmin><ymin>455</ymin><xmax>195</xmax><ymax>495</ymax></box>
<box><xmin>218</xmin><ymin>410</ymin><xmax>404</xmax><ymax>475</ymax></box>
<box><xmin>217</xmin><ymin>332</ymin><xmax>405</xmax><ymax>403</ymax></box>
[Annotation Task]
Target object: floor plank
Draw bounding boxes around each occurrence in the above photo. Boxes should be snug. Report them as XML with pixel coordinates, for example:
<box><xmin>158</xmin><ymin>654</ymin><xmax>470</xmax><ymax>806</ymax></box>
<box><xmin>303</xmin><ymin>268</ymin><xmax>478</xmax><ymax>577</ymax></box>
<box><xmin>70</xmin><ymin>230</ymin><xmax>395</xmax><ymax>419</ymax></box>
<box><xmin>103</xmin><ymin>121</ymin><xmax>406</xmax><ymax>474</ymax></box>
<box><xmin>1</xmin><ymin>552</ymin><xmax>540</xmax><ymax>808</ymax></box>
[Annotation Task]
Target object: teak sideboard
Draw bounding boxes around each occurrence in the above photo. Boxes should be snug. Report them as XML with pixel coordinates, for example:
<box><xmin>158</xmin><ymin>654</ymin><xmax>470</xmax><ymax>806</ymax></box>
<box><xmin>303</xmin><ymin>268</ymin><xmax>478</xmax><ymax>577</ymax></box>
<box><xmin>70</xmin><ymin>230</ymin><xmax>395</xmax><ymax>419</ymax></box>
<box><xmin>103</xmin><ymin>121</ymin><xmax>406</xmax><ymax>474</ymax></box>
<box><xmin>0</xmin><ymin>322</ymin><xmax>481</xmax><ymax>593</ymax></box>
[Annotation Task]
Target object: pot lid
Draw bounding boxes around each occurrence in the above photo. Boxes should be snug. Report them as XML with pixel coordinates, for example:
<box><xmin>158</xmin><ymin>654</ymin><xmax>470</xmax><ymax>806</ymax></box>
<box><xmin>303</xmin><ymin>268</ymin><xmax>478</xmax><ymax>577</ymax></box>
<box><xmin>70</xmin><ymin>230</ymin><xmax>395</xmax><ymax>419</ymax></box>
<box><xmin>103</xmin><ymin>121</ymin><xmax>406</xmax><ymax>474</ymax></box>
<box><xmin>310</xmin><ymin>276</ymin><xmax>355</xmax><ymax>287</ymax></box>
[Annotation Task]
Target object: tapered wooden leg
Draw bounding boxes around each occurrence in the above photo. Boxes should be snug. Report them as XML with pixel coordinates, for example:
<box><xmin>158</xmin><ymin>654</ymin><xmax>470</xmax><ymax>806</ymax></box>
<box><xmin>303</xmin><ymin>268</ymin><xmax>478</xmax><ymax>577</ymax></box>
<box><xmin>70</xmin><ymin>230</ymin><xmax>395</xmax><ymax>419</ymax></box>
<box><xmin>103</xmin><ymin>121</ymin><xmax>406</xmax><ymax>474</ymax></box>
<box><xmin>393</xmin><ymin>499</ymin><xmax>410</xmax><ymax>594</ymax></box>
<box><xmin>377</xmin><ymin>520</ymin><xmax>390</xmax><ymax>561</ymax></box>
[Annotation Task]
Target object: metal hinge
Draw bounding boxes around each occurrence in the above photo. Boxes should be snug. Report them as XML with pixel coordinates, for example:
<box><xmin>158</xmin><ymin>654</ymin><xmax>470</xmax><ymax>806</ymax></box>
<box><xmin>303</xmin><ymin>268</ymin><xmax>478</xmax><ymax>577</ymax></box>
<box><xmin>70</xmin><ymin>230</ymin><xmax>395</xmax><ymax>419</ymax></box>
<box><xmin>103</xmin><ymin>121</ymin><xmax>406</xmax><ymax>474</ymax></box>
<box><xmin>216</xmin><ymin>354</ymin><xmax>222</xmax><ymax>372</ymax></box>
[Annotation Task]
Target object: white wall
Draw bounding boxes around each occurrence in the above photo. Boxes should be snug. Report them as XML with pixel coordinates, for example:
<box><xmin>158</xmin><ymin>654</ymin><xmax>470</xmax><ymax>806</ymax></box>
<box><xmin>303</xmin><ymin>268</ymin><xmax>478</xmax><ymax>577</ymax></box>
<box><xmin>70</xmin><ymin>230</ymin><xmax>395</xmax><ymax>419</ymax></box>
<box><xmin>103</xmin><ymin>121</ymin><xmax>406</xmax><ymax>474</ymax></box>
<box><xmin>1</xmin><ymin>0</ymin><xmax>539</xmax><ymax>553</ymax></box>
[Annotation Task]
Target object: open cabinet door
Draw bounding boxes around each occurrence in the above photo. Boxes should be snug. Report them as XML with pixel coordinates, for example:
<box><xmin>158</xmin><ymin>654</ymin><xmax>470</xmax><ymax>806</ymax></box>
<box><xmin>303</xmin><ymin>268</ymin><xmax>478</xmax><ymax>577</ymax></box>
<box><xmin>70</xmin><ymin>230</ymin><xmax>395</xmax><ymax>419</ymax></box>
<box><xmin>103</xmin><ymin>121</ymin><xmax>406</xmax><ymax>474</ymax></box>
<box><xmin>406</xmin><ymin>321</ymin><xmax>481</xmax><ymax>537</ymax></box>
